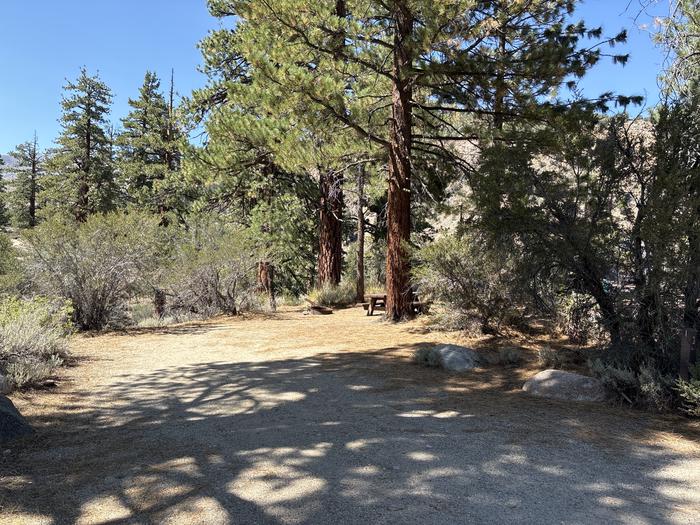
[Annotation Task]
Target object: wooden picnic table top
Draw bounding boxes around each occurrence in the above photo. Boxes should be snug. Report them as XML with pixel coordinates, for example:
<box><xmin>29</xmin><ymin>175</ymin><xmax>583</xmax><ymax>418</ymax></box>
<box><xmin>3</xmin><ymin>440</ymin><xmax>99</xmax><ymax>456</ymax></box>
<box><xmin>367</xmin><ymin>293</ymin><xmax>386</xmax><ymax>299</ymax></box>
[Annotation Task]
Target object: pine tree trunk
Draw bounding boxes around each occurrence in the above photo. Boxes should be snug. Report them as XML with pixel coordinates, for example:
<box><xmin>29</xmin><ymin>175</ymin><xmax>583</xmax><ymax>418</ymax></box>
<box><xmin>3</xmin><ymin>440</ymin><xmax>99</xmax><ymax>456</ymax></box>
<box><xmin>385</xmin><ymin>1</ymin><xmax>414</xmax><ymax>321</ymax></box>
<box><xmin>317</xmin><ymin>170</ymin><xmax>343</xmax><ymax>286</ymax></box>
<box><xmin>356</xmin><ymin>166</ymin><xmax>366</xmax><ymax>303</ymax></box>
<box><xmin>257</xmin><ymin>261</ymin><xmax>277</xmax><ymax>311</ymax></box>
<box><xmin>153</xmin><ymin>289</ymin><xmax>167</xmax><ymax>318</ymax></box>
<box><xmin>681</xmin><ymin>223</ymin><xmax>700</xmax><ymax>376</ymax></box>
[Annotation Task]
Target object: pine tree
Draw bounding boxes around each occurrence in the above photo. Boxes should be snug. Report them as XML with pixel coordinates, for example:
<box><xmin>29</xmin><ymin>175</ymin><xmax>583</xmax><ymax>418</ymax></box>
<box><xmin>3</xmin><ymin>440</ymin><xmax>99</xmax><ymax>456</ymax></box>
<box><xmin>7</xmin><ymin>133</ymin><xmax>42</xmax><ymax>228</ymax></box>
<box><xmin>0</xmin><ymin>156</ymin><xmax>8</xmax><ymax>227</ymax></box>
<box><xmin>197</xmin><ymin>2</ymin><xmax>380</xmax><ymax>291</ymax></box>
<box><xmin>48</xmin><ymin>68</ymin><xmax>115</xmax><ymax>222</ymax></box>
<box><xmin>205</xmin><ymin>0</ymin><xmax>629</xmax><ymax>320</ymax></box>
<box><xmin>118</xmin><ymin>71</ymin><xmax>181</xmax><ymax>216</ymax></box>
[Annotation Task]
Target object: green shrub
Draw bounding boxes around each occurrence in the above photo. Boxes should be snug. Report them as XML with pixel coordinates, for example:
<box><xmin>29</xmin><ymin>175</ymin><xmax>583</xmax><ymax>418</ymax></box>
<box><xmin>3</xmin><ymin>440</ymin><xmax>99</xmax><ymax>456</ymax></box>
<box><xmin>675</xmin><ymin>365</ymin><xmax>700</xmax><ymax>417</ymax></box>
<box><xmin>0</xmin><ymin>296</ymin><xmax>72</xmax><ymax>391</ymax></box>
<box><xmin>589</xmin><ymin>358</ymin><xmax>675</xmax><ymax>411</ymax></box>
<box><xmin>307</xmin><ymin>281</ymin><xmax>356</xmax><ymax>307</ymax></box>
<box><xmin>162</xmin><ymin>221</ymin><xmax>259</xmax><ymax>317</ymax></box>
<box><xmin>0</xmin><ymin>233</ymin><xmax>24</xmax><ymax>295</ymax></box>
<box><xmin>414</xmin><ymin>233</ymin><xmax>520</xmax><ymax>333</ymax></box>
<box><xmin>24</xmin><ymin>212</ymin><xmax>166</xmax><ymax>330</ymax></box>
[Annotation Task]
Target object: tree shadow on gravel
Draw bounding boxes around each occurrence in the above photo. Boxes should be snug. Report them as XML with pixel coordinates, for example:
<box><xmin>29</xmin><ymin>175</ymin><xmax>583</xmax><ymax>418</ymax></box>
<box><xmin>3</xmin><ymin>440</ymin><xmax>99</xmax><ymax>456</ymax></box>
<box><xmin>2</xmin><ymin>346</ymin><xmax>699</xmax><ymax>524</ymax></box>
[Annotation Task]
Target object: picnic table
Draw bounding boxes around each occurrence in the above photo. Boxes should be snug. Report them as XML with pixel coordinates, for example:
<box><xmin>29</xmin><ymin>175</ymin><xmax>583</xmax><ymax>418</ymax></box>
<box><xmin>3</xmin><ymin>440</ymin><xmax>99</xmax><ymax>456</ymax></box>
<box><xmin>362</xmin><ymin>292</ymin><xmax>429</xmax><ymax>316</ymax></box>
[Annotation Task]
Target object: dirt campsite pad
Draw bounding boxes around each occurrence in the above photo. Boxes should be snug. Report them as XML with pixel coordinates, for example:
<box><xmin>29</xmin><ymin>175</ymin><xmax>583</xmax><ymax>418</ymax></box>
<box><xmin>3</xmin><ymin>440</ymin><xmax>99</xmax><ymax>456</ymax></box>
<box><xmin>2</xmin><ymin>308</ymin><xmax>700</xmax><ymax>524</ymax></box>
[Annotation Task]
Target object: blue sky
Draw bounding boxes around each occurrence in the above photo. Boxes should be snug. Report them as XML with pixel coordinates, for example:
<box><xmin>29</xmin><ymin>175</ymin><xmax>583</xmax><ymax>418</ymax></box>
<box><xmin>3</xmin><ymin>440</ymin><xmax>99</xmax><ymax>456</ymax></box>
<box><xmin>0</xmin><ymin>0</ymin><xmax>668</xmax><ymax>154</ymax></box>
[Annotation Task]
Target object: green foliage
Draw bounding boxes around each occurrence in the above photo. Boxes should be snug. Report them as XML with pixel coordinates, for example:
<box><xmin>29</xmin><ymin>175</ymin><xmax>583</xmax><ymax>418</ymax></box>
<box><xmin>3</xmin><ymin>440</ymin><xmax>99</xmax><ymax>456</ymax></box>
<box><xmin>655</xmin><ymin>0</ymin><xmax>700</xmax><ymax>97</ymax></box>
<box><xmin>0</xmin><ymin>296</ymin><xmax>72</xmax><ymax>391</ymax></box>
<box><xmin>675</xmin><ymin>365</ymin><xmax>700</xmax><ymax>417</ymax></box>
<box><xmin>117</xmin><ymin>71</ymin><xmax>182</xmax><ymax>215</ymax></box>
<box><xmin>161</xmin><ymin>218</ymin><xmax>259</xmax><ymax>316</ymax></box>
<box><xmin>589</xmin><ymin>358</ymin><xmax>675</xmax><ymax>411</ymax></box>
<box><xmin>6</xmin><ymin>135</ymin><xmax>42</xmax><ymax>228</ymax></box>
<box><xmin>42</xmin><ymin>68</ymin><xmax>116</xmax><ymax>221</ymax></box>
<box><xmin>247</xmin><ymin>194</ymin><xmax>317</xmax><ymax>295</ymax></box>
<box><xmin>0</xmin><ymin>233</ymin><xmax>23</xmax><ymax>295</ymax></box>
<box><xmin>24</xmin><ymin>212</ymin><xmax>166</xmax><ymax>330</ymax></box>
<box><xmin>414</xmin><ymin>233</ymin><xmax>519</xmax><ymax>332</ymax></box>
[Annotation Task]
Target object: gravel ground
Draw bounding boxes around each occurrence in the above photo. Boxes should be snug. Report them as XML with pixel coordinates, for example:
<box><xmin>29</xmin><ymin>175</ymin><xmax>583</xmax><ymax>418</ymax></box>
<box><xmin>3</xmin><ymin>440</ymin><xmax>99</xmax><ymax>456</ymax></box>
<box><xmin>1</xmin><ymin>307</ymin><xmax>699</xmax><ymax>524</ymax></box>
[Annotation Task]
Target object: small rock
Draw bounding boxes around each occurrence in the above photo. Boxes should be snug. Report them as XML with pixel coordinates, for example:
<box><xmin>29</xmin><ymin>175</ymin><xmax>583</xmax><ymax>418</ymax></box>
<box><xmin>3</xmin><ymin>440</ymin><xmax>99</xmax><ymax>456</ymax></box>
<box><xmin>435</xmin><ymin>345</ymin><xmax>480</xmax><ymax>372</ymax></box>
<box><xmin>523</xmin><ymin>369</ymin><xmax>607</xmax><ymax>402</ymax></box>
<box><xmin>0</xmin><ymin>395</ymin><xmax>35</xmax><ymax>443</ymax></box>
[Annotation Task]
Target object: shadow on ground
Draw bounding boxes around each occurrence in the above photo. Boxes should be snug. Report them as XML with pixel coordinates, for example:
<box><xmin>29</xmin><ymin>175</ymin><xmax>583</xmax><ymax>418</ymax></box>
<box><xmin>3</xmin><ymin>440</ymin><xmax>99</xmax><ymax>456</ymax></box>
<box><xmin>2</xmin><ymin>347</ymin><xmax>699</xmax><ymax>524</ymax></box>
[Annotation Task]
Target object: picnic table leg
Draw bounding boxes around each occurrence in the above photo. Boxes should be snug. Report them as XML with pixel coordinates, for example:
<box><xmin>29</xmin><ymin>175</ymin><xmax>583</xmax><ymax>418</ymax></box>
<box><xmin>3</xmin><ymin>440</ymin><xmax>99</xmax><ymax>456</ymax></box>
<box><xmin>368</xmin><ymin>297</ymin><xmax>374</xmax><ymax>316</ymax></box>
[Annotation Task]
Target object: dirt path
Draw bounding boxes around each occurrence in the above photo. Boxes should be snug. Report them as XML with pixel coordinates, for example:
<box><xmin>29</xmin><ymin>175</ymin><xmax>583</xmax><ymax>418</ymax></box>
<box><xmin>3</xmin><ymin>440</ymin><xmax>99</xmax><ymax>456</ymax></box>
<box><xmin>2</xmin><ymin>308</ymin><xmax>700</xmax><ymax>524</ymax></box>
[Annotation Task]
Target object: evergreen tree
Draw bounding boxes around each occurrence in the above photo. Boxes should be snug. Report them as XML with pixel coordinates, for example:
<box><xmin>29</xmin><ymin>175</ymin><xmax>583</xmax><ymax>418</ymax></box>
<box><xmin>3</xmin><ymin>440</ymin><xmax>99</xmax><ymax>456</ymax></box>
<box><xmin>195</xmin><ymin>3</ymin><xmax>379</xmax><ymax>291</ymax></box>
<box><xmin>7</xmin><ymin>133</ymin><xmax>42</xmax><ymax>228</ymax></box>
<box><xmin>0</xmin><ymin>156</ymin><xmax>8</xmax><ymax>227</ymax></box>
<box><xmin>205</xmin><ymin>0</ymin><xmax>630</xmax><ymax>319</ymax></box>
<box><xmin>47</xmin><ymin>68</ymin><xmax>115</xmax><ymax>222</ymax></box>
<box><xmin>118</xmin><ymin>70</ymin><xmax>181</xmax><ymax>216</ymax></box>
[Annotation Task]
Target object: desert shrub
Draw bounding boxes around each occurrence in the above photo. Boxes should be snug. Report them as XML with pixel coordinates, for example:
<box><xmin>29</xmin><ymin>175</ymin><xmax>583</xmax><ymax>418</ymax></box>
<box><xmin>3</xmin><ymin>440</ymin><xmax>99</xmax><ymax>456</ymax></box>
<box><xmin>497</xmin><ymin>347</ymin><xmax>524</xmax><ymax>366</ymax></box>
<box><xmin>589</xmin><ymin>357</ymin><xmax>676</xmax><ymax>411</ymax></box>
<box><xmin>537</xmin><ymin>347</ymin><xmax>566</xmax><ymax>369</ymax></box>
<box><xmin>0</xmin><ymin>296</ymin><xmax>72</xmax><ymax>390</ymax></box>
<box><xmin>421</xmin><ymin>307</ymin><xmax>483</xmax><ymax>335</ymax></box>
<box><xmin>414</xmin><ymin>233</ymin><xmax>519</xmax><ymax>332</ymax></box>
<box><xmin>162</xmin><ymin>221</ymin><xmax>258</xmax><ymax>317</ymax></box>
<box><xmin>307</xmin><ymin>281</ymin><xmax>356</xmax><ymax>307</ymax></box>
<box><xmin>675</xmin><ymin>365</ymin><xmax>700</xmax><ymax>417</ymax></box>
<box><xmin>480</xmin><ymin>346</ymin><xmax>525</xmax><ymax>366</ymax></box>
<box><xmin>0</xmin><ymin>233</ymin><xmax>24</xmax><ymax>295</ymax></box>
<box><xmin>412</xmin><ymin>347</ymin><xmax>441</xmax><ymax>368</ymax></box>
<box><xmin>23</xmin><ymin>212</ymin><xmax>165</xmax><ymax>330</ymax></box>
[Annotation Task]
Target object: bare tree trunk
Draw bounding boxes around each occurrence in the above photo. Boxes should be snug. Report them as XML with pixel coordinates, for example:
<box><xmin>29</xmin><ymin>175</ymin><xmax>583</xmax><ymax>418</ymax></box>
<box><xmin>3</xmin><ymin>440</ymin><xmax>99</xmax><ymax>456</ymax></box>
<box><xmin>385</xmin><ymin>1</ymin><xmax>414</xmax><ymax>321</ymax></box>
<box><xmin>317</xmin><ymin>170</ymin><xmax>343</xmax><ymax>286</ymax></box>
<box><xmin>153</xmin><ymin>289</ymin><xmax>167</xmax><ymax>318</ymax></box>
<box><xmin>494</xmin><ymin>32</ymin><xmax>507</xmax><ymax>130</ymax></box>
<box><xmin>681</xmin><ymin>226</ymin><xmax>700</xmax><ymax>377</ymax></box>
<box><xmin>257</xmin><ymin>261</ymin><xmax>277</xmax><ymax>311</ymax></box>
<box><xmin>356</xmin><ymin>166</ymin><xmax>366</xmax><ymax>302</ymax></box>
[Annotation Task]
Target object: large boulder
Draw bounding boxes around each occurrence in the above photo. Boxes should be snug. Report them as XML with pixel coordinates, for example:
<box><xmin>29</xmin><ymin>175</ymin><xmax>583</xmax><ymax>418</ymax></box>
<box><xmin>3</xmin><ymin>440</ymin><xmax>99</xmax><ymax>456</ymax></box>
<box><xmin>523</xmin><ymin>369</ymin><xmax>607</xmax><ymax>402</ymax></box>
<box><xmin>0</xmin><ymin>395</ymin><xmax>34</xmax><ymax>443</ymax></box>
<box><xmin>434</xmin><ymin>345</ymin><xmax>481</xmax><ymax>372</ymax></box>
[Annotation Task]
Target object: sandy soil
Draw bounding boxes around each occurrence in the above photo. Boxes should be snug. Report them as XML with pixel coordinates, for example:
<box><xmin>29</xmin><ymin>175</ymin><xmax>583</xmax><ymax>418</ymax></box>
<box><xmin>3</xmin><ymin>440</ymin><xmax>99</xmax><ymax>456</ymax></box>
<box><xmin>1</xmin><ymin>307</ymin><xmax>699</xmax><ymax>524</ymax></box>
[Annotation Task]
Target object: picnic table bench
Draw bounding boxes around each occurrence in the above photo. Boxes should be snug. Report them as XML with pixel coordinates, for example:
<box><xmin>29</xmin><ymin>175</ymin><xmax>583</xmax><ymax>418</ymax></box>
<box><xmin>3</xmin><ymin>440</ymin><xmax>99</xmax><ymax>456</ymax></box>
<box><xmin>362</xmin><ymin>292</ymin><xmax>429</xmax><ymax>316</ymax></box>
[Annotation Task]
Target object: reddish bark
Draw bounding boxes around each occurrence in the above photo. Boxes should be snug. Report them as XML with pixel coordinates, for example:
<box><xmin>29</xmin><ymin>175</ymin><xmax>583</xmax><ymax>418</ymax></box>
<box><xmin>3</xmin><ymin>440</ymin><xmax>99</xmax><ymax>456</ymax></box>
<box><xmin>355</xmin><ymin>167</ymin><xmax>366</xmax><ymax>303</ymax></box>
<box><xmin>317</xmin><ymin>170</ymin><xmax>344</xmax><ymax>286</ymax></box>
<box><xmin>257</xmin><ymin>260</ymin><xmax>277</xmax><ymax>311</ymax></box>
<box><xmin>385</xmin><ymin>1</ymin><xmax>414</xmax><ymax>321</ymax></box>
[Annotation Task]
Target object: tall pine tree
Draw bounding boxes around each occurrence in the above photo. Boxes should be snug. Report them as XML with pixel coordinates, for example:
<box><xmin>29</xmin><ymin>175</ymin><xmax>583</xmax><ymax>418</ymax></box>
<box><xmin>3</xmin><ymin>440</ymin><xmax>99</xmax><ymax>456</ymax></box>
<box><xmin>8</xmin><ymin>133</ymin><xmax>42</xmax><ymax>228</ymax></box>
<box><xmin>206</xmin><ymin>0</ymin><xmax>629</xmax><ymax>319</ymax></box>
<box><xmin>47</xmin><ymin>68</ymin><xmax>115</xmax><ymax>222</ymax></box>
<box><xmin>118</xmin><ymin>70</ymin><xmax>181</xmax><ymax>216</ymax></box>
